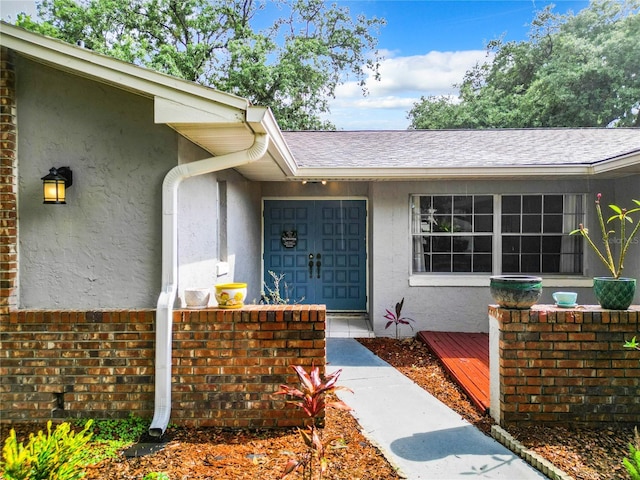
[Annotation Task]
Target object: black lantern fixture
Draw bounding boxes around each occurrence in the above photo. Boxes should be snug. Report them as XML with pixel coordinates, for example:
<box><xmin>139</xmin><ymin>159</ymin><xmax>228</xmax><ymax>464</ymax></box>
<box><xmin>41</xmin><ymin>167</ymin><xmax>73</xmax><ymax>204</ymax></box>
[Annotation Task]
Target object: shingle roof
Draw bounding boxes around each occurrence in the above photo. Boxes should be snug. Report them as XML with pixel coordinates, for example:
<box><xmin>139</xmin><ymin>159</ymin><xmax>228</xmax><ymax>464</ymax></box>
<box><xmin>282</xmin><ymin>129</ymin><xmax>640</xmax><ymax>169</ymax></box>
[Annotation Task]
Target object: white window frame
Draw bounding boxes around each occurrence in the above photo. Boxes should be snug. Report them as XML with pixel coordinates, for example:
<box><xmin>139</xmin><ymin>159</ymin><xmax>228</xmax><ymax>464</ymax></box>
<box><xmin>409</xmin><ymin>193</ymin><xmax>593</xmax><ymax>288</ymax></box>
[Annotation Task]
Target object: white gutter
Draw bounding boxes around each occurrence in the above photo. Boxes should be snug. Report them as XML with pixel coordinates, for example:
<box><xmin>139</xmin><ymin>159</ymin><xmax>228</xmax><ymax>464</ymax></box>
<box><xmin>149</xmin><ymin>132</ymin><xmax>269</xmax><ymax>437</ymax></box>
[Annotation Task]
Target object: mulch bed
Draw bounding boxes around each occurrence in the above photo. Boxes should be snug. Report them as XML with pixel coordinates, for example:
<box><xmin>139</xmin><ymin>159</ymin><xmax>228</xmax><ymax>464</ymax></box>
<box><xmin>1</xmin><ymin>337</ymin><xmax>636</xmax><ymax>479</ymax></box>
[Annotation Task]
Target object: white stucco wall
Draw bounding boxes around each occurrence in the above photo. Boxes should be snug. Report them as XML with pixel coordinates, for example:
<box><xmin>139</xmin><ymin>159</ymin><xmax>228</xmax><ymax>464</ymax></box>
<box><xmin>612</xmin><ymin>174</ymin><xmax>640</xmax><ymax>295</ymax></box>
<box><xmin>226</xmin><ymin>174</ymin><xmax>263</xmax><ymax>303</ymax></box>
<box><xmin>17</xmin><ymin>58</ymin><xmax>177</xmax><ymax>309</ymax></box>
<box><xmin>176</xmin><ymin>139</ymin><xmax>219</xmax><ymax>306</ymax></box>
<box><xmin>176</xmin><ymin>138</ymin><xmax>265</xmax><ymax>306</ymax></box>
<box><xmin>16</xmin><ymin>57</ymin><xmax>270</xmax><ymax>310</ymax></box>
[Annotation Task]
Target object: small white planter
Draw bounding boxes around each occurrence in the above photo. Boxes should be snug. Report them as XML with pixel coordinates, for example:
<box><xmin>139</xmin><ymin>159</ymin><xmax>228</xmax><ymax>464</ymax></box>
<box><xmin>184</xmin><ymin>288</ymin><xmax>211</xmax><ymax>309</ymax></box>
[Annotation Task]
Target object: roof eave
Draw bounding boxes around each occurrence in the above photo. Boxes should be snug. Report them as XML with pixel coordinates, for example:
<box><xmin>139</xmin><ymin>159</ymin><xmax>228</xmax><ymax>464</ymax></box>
<box><xmin>2</xmin><ymin>22</ymin><xmax>297</xmax><ymax>181</ymax></box>
<box><xmin>1</xmin><ymin>22</ymin><xmax>249</xmax><ymax>110</ymax></box>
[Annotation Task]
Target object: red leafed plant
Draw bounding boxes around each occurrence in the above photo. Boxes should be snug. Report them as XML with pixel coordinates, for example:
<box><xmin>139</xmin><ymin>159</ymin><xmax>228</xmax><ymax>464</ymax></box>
<box><xmin>275</xmin><ymin>365</ymin><xmax>352</xmax><ymax>480</ymax></box>
<box><xmin>384</xmin><ymin>297</ymin><xmax>414</xmax><ymax>339</ymax></box>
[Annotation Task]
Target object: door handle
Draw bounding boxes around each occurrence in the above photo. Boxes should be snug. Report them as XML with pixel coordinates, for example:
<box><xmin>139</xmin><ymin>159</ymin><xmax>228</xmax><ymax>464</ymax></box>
<box><xmin>315</xmin><ymin>253</ymin><xmax>321</xmax><ymax>278</ymax></box>
<box><xmin>308</xmin><ymin>253</ymin><xmax>314</xmax><ymax>278</ymax></box>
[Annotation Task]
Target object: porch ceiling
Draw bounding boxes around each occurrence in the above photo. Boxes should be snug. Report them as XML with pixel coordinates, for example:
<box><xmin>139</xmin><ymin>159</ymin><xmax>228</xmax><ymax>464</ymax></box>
<box><xmin>166</xmin><ymin>121</ymin><xmax>292</xmax><ymax>182</ymax></box>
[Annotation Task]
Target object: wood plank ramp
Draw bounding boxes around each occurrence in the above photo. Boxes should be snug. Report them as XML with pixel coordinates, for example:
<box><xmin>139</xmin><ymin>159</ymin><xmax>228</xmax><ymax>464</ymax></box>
<box><xmin>416</xmin><ymin>331</ymin><xmax>490</xmax><ymax>414</ymax></box>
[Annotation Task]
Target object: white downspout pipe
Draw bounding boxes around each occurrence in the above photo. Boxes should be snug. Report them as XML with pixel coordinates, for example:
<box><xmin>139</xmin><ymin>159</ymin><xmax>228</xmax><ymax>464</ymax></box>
<box><xmin>149</xmin><ymin>133</ymin><xmax>269</xmax><ymax>437</ymax></box>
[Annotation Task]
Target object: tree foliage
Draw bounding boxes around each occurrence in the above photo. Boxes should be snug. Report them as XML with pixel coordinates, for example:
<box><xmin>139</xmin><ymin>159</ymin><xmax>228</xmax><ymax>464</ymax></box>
<box><xmin>408</xmin><ymin>0</ymin><xmax>640</xmax><ymax>129</ymax></box>
<box><xmin>16</xmin><ymin>0</ymin><xmax>385</xmax><ymax>130</ymax></box>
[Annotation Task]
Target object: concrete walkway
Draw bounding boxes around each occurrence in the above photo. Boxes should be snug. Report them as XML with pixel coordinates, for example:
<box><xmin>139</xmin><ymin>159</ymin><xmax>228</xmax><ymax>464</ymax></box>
<box><xmin>327</xmin><ymin>338</ymin><xmax>548</xmax><ymax>479</ymax></box>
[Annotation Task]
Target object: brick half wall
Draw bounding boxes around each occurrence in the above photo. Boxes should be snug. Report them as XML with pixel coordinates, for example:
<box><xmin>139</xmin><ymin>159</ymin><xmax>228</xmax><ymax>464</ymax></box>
<box><xmin>489</xmin><ymin>305</ymin><xmax>640</xmax><ymax>427</ymax></box>
<box><xmin>0</xmin><ymin>305</ymin><xmax>326</xmax><ymax>429</ymax></box>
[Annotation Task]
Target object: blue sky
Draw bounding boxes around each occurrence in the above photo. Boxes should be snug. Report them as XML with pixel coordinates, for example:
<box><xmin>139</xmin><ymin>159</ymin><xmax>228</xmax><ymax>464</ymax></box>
<box><xmin>1</xmin><ymin>0</ymin><xmax>591</xmax><ymax>129</ymax></box>
<box><xmin>324</xmin><ymin>0</ymin><xmax>590</xmax><ymax>129</ymax></box>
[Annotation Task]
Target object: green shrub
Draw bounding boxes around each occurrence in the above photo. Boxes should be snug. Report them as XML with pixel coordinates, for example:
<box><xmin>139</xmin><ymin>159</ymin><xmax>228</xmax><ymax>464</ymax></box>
<box><xmin>90</xmin><ymin>413</ymin><xmax>147</xmax><ymax>444</ymax></box>
<box><xmin>625</xmin><ymin>427</ymin><xmax>640</xmax><ymax>480</ymax></box>
<box><xmin>142</xmin><ymin>473</ymin><xmax>170</xmax><ymax>480</ymax></box>
<box><xmin>77</xmin><ymin>414</ymin><xmax>149</xmax><ymax>463</ymax></box>
<box><xmin>624</xmin><ymin>339</ymin><xmax>640</xmax><ymax>479</ymax></box>
<box><xmin>1</xmin><ymin>420</ymin><xmax>93</xmax><ymax>480</ymax></box>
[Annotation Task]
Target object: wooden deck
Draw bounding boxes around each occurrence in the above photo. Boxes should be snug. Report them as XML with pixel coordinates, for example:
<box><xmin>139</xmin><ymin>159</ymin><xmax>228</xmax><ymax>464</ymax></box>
<box><xmin>417</xmin><ymin>331</ymin><xmax>490</xmax><ymax>414</ymax></box>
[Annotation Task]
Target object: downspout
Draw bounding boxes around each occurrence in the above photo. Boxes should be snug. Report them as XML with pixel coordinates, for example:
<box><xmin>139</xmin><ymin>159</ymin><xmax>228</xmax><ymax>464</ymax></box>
<box><xmin>149</xmin><ymin>133</ymin><xmax>269</xmax><ymax>437</ymax></box>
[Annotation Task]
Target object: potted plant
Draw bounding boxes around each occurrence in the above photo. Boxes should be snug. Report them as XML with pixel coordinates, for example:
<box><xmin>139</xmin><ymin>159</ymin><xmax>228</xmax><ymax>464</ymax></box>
<box><xmin>489</xmin><ymin>275</ymin><xmax>543</xmax><ymax>309</ymax></box>
<box><xmin>571</xmin><ymin>193</ymin><xmax>640</xmax><ymax>310</ymax></box>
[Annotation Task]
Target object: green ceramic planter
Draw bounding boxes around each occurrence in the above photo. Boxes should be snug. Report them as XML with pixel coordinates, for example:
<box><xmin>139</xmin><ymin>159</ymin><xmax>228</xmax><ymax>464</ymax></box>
<box><xmin>593</xmin><ymin>277</ymin><xmax>636</xmax><ymax>310</ymax></box>
<box><xmin>490</xmin><ymin>275</ymin><xmax>543</xmax><ymax>309</ymax></box>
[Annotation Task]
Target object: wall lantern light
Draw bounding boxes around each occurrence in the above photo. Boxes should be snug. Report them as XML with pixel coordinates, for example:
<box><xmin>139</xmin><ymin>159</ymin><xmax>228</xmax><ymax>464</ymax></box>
<box><xmin>41</xmin><ymin>167</ymin><xmax>73</xmax><ymax>204</ymax></box>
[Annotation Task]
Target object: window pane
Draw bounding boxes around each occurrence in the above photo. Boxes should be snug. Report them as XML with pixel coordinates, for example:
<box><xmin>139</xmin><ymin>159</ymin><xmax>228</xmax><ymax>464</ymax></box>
<box><xmin>523</xmin><ymin>195</ymin><xmax>542</xmax><ymax>214</ymax></box>
<box><xmin>433</xmin><ymin>196</ymin><xmax>452</xmax><ymax>214</ymax></box>
<box><xmin>522</xmin><ymin>215</ymin><xmax>541</xmax><ymax>233</ymax></box>
<box><xmin>502</xmin><ymin>236</ymin><xmax>519</xmax><ymax>254</ymax></box>
<box><xmin>503</xmin><ymin>254</ymin><xmax>519</xmax><ymax>273</ymax></box>
<box><xmin>455</xmin><ymin>215</ymin><xmax>472</xmax><ymax>232</ymax></box>
<box><xmin>542</xmin><ymin>254</ymin><xmax>560</xmax><ymax>272</ymax></box>
<box><xmin>502</xmin><ymin>215</ymin><xmax>520</xmax><ymax>233</ymax></box>
<box><xmin>474</xmin><ymin>236</ymin><xmax>492</xmax><ymax>253</ymax></box>
<box><xmin>434</xmin><ymin>215</ymin><xmax>450</xmax><ymax>232</ymax></box>
<box><xmin>473</xmin><ymin>254</ymin><xmax>492</xmax><ymax>272</ymax></box>
<box><xmin>543</xmin><ymin>215</ymin><xmax>563</xmax><ymax>233</ymax></box>
<box><xmin>474</xmin><ymin>196</ymin><xmax>493</xmax><ymax>214</ymax></box>
<box><xmin>544</xmin><ymin>195</ymin><xmax>563</xmax><ymax>214</ymax></box>
<box><xmin>432</xmin><ymin>255</ymin><xmax>451</xmax><ymax>272</ymax></box>
<box><xmin>433</xmin><ymin>237</ymin><xmax>451</xmax><ymax>252</ymax></box>
<box><xmin>521</xmin><ymin>254</ymin><xmax>540</xmax><ymax>272</ymax></box>
<box><xmin>454</xmin><ymin>195</ymin><xmax>473</xmax><ymax>212</ymax></box>
<box><xmin>502</xmin><ymin>196</ymin><xmax>520</xmax><ymax>214</ymax></box>
<box><xmin>453</xmin><ymin>254</ymin><xmax>472</xmax><ymax>272</ymax></box>
<box><xmin>522</xmin><ymin>236</ymin><xmax>541</xmax><ymax>254</ymax></box>
<box><xmin>453</xmin><ymin>236</ymin><xmax>472</xmax><ymax>252</ymax></box>
<box><xmin>419</xmin><ymin>196</ymin><xmax>432</xmax><ymax>212</ymax></box>
<box><xmin>475</xmin><ymin>215</ymin><xmax>493</xmax><ymax>232</ymax></box>
<box><xmin>542</xmin><ymin>236</ymin><xmax>562</xmax><ymax>254</ymax></box>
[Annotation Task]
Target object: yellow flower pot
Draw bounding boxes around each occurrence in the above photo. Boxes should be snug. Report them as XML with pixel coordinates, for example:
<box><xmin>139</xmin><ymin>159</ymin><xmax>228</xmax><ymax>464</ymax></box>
<box><xmin>214</xmin><ymin>283</ymin><xmax>247</xmax><ymax>309</ymax></box>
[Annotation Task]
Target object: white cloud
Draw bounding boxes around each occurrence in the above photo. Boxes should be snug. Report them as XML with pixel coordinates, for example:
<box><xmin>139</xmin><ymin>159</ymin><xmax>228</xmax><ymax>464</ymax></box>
<box><xmin>326</xmin><ymin>49</ymin><xmax>488</xmax><ymax>130</ymax></box>
<box><xmin>1</xmin><ymin>1</ymin><xmax>37</xmax><ymax>21</ymax></box>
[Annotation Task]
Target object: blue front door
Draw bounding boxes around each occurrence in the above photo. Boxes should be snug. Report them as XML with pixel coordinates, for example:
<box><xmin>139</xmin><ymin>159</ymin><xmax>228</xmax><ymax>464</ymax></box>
<box><xmin>263</xmin><ymin>200</ymin><xmax>367</xmax><ymax>311</ymax></box>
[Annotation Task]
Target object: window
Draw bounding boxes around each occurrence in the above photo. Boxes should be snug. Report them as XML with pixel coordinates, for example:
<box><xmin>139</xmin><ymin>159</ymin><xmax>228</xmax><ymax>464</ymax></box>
<box><xmin>501</xmin><ymin>194</ymin><xmax>583</xmax><ymax>274</ymax></box>
<box><xmin>411</xmin><ymin>195</ymin><xmax>493</xmax><ymax>273</ymax></box>
<box><xmin>411</xmin><ymin>194</ymin><xmax>584</xmax><ymax>275</ymax></box>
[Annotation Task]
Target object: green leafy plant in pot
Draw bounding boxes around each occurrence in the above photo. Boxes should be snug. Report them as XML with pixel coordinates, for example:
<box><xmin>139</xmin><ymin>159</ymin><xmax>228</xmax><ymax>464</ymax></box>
<box><xmin>571</xmin><ymin>193</ymin><xmax>640</xmax><ymax>309</ymax></box>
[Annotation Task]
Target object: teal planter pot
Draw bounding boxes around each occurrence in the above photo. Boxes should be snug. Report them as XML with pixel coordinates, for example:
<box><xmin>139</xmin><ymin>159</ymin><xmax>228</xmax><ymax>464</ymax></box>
<box><xmin>593</xmin><ymin>277</ymin><xmax>636</xmax><ymax>310</ymax></box>
<box><xmin>490</xmin><ymin>275</ymin><xmax>543</xmax><ymax>309</ymax></box>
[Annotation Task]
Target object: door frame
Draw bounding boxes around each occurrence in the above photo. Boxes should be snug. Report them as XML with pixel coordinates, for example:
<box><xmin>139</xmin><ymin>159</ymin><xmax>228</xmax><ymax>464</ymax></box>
<box><xmin>261</xmin><ymin>196</ymin><xmax>369</xmax><ymax>312</ymax></box>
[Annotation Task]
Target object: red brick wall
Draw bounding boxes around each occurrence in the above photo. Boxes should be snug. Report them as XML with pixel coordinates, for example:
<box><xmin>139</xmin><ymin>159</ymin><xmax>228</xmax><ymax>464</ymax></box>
<box><xmin>490</xmin><ymin>306</ymin><xmax>640</xmax><ymax>427</ymax></box>
<box><xmin>0</xmin><ymin>305</ymin><xmax>326</xmax><ymax>428</ymax></box>
<box><xmin>0</xmin><ymin>46</ymin><xmax>18</xmax><ymax>317</ymax></box>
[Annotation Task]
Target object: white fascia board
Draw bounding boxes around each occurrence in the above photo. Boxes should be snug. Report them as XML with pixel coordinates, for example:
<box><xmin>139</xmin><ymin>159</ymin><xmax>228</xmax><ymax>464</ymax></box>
<box><xmin>154</xmin><ymin>96</ymin><xmax>244</xmax><ymax>124</ymax></box>
<box><xmin>1</xmin><ymin>23</ymin><xmax>249</xmax><ymax>110</ymax></box>
<box><xmin>246</xmin><ymin>106</ymin><xmax>297</xmax><ymax>177</ymax></box>
<box><xmin>293</xmin><ymin>165</ymin><xmax>594</xmax><ymax>180</ymax></box>
<box><xmin>591</xmin><ymin>151</ymin><xmax>640</xmax><ymax>175</ymax></box>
